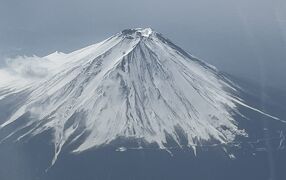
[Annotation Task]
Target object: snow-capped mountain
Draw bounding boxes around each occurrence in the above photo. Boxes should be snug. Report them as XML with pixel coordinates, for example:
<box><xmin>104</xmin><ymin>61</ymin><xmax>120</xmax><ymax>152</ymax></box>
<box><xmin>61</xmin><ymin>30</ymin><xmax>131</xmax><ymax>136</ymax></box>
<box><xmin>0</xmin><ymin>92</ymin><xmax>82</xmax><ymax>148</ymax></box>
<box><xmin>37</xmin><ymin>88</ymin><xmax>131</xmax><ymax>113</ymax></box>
<box><xmin>0</xmin><ymin>28</ymin><xmax>283</xmax><ymax>167</ymax></box>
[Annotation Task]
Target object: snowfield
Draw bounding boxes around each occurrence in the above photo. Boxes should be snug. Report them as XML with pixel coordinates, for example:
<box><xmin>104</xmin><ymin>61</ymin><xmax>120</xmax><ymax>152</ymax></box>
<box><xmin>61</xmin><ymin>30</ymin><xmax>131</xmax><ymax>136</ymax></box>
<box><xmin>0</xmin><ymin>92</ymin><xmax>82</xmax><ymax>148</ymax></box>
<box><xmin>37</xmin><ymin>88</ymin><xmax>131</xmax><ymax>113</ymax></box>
<box><xmin>0</xmin><ymin>28</ymin><xmax>280</xmax><ymax>165</ymax></box>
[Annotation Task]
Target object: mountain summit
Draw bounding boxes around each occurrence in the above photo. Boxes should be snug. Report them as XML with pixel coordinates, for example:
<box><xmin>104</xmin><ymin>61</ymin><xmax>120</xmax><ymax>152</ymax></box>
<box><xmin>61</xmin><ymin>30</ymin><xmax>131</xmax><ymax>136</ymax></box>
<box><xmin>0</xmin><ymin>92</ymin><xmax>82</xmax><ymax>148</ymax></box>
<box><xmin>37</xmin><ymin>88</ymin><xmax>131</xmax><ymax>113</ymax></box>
<box><xmin>122</xmin><ymin>27</ymin><xmax>154</xmax><ymax>37</ymax></box>
<box><xmin>0</xmin><ymin>28</ymin><xmax>281</xmax><ymax>165</ymax></box>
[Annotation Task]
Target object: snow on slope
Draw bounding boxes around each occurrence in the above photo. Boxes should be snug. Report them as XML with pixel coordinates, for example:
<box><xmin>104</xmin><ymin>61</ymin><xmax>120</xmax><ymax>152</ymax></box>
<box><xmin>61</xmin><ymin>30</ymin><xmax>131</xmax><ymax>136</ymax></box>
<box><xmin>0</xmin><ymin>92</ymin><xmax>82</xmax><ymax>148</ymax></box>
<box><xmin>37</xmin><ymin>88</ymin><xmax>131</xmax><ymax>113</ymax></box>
<box><xmin>0</xmin><ymin>28</ymin><xmax>280</xmax><ymax>165</ymax></box>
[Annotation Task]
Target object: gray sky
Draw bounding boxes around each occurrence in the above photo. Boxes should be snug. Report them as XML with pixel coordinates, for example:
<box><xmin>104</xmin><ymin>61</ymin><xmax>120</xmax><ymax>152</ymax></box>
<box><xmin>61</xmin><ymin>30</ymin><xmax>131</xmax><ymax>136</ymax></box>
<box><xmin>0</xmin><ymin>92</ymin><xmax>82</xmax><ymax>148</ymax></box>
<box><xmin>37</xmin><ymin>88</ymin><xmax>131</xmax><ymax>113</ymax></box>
<box><xmin>0</xmin><ymin>0</ymin><xmax>286</xmax><ymax>90</ymax></box>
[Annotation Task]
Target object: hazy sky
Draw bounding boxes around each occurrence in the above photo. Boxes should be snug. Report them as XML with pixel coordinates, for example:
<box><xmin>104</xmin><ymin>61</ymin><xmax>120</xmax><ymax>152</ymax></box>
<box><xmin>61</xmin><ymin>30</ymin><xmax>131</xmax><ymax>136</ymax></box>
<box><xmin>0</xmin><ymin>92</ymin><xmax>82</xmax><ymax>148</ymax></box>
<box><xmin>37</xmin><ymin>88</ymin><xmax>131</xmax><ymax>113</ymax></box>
<box><xmin>0</xmin><ymin>0</ymin><xmax>286</xmax><ymax>90</ymax></box>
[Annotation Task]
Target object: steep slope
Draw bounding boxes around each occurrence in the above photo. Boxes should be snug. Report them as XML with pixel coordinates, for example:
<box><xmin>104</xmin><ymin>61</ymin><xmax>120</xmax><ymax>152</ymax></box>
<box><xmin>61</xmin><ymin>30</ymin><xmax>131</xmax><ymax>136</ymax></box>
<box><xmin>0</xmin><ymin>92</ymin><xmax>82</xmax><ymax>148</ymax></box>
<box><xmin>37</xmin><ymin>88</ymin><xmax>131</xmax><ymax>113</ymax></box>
<box><xmin>0</xmin><ymin>28</ymin><xmax>281</xmax><ymax>165</ymax></box>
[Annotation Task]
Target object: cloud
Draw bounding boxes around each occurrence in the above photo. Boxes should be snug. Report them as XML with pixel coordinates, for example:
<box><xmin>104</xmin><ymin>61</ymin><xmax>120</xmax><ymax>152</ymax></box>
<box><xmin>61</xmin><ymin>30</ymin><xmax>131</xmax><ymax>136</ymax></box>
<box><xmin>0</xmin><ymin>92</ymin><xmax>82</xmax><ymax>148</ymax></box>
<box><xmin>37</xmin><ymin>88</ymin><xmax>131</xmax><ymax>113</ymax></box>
<box><xmin>4</xmin><ymin>55</ymin><xmax>50</xmax><ymax>79</ymax></box>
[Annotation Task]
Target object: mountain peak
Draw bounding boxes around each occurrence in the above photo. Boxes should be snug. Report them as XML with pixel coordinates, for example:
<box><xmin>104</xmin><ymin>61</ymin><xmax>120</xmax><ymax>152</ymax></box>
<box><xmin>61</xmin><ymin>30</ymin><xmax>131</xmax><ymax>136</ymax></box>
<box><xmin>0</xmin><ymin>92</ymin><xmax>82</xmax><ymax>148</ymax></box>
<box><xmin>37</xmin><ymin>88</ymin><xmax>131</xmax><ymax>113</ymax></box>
<box><xmin>134</xmin><ymin>27</ymin><xmax>153</xmax><ymax>37</ymax></box>
<box><xmin>121</xmin><ymin>27</ymin><xmax>154</xmax><ymax>38</ymax></box>
<box><xmin>3</xmin><ymin>28</ymin><xmax>272</xmax><ymax>165</ymax></box>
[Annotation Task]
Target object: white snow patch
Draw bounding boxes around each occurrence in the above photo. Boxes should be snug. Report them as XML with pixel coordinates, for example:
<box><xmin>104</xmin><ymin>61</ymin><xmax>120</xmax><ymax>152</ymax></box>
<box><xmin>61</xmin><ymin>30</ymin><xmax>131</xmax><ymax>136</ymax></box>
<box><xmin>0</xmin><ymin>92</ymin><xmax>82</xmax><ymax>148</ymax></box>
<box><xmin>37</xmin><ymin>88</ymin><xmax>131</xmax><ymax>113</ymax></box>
<box><xmin>135</xmin><ymin>28</ymin><xmax>153</xmax><ymax>37</ymax></box>
<box><xmin>116</xmin><ymin>147</ymin><xmax>127</xmax><ymax>152</ymax></box>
